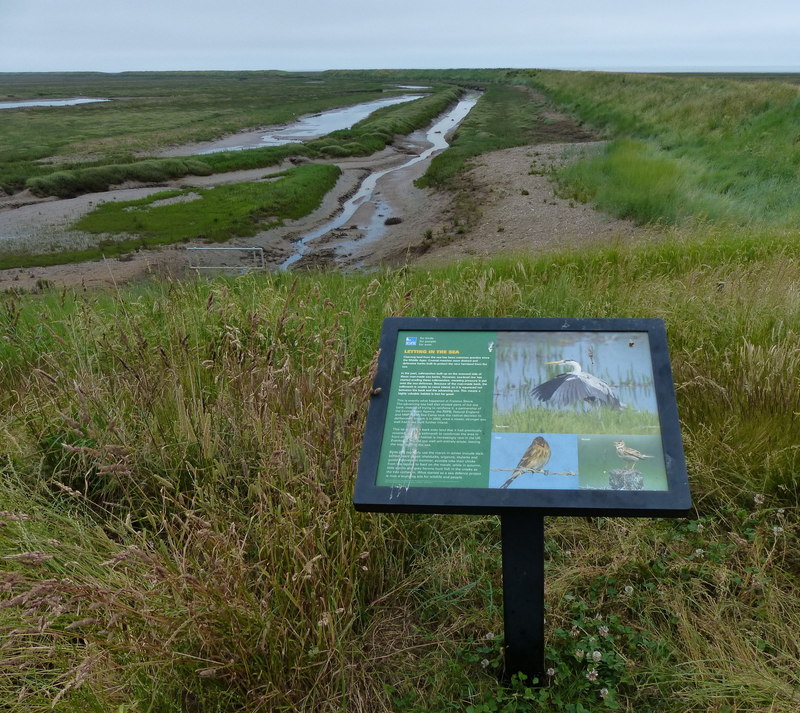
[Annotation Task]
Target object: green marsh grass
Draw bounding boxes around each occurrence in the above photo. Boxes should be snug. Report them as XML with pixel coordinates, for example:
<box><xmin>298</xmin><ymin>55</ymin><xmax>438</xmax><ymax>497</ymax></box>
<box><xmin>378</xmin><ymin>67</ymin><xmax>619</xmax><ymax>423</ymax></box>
<box><xmin>0</xmin><ymin>230</ymin><xmax>798</xmax><ymax>711</ymax></box>
<box><xmin>73</xmin><ymin>163</ymin><xmax>341</xmax><ymax>245</ymax></box>
<box><xmin>525</xmin><ymin>70</ymin><xmax>800</xmax><ymax>227</ymax></box>
<box><xmin>6</xmin><ymin>75</ymin><xmax>459</xmax><ymax>199</ymax></box>
<box><xmin>0</xmin><ymin>71</ymin><xmax>413</xmax><ymax>194</ymax></box>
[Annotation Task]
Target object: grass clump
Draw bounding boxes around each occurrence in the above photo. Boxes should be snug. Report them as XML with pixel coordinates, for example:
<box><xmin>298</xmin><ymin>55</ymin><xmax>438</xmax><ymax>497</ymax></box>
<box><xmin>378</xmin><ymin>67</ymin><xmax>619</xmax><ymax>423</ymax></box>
<box><xmin>0</xmin><ymin>230</ymin><xmax>798</xmax><ymax>710</ymax></box>
<box><xmin>26</xmin><ymin>157</ymin><xmax>215</xmax><ymax>198</ymax></box>
<box><xmin>554</xmin><ymin>137</ymin><xmax>698</xmax><ymax>224</ymax></box>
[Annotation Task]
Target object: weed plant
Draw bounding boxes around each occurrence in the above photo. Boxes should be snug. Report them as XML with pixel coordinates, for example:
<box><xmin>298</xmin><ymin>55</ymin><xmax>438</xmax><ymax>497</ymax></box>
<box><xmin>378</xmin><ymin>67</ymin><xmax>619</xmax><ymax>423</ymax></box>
<box><xmin>0</xmin><ymin>229</ymin><xmax>798</xmax><ymax>711</ymax></box>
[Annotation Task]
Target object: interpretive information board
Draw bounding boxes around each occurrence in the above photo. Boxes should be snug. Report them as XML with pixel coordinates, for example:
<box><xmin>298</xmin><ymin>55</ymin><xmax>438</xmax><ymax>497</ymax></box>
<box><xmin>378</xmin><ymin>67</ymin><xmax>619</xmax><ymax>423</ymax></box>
<box><xmin>354</xmin><ymin>317</ymin><xmax>691</xmax><ymax>683</ymax></box>
<box><xmin>355</xmin><ymin>318</ymin><xmax>690</xmax><ymax>515</ymax></box>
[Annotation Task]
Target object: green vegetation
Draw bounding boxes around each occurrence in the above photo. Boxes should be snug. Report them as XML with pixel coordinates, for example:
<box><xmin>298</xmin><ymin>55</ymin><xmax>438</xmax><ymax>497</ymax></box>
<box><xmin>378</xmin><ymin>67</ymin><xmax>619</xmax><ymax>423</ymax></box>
<box><xmin>418</xmin><ymin>83</ymin><xmax>591</xmax><ymax>188</ymax></box>
<box><xmin>0</xmin><ymin>164</ymin><xmax>341</xmax><ymax>270</ymax></box>
<box><xmin>74</xmin><ymin>163</ymin><xmax>341</xmax><ymax>244</ymax></box>
<box><xmin>0</xmin><ymin>72</ymin><xmax>460</xmax><ymax>198</ymax></box>
<box><xmin>23</xmin><ymin>86</ymin><xmax>462</xmax><ymax>200</ymax></box>
<box><xmin>0</xmin><ymin>71</ymin><xmax>398</xmax><ymax>194</ymax></box>
<box><xmin>523</xmin><ymin>70</ymin><xmax>800</xmax><ymax>226</ymax></box>
<box><xmin>1</xmin><ymin>229</ymin><xmax>798</xmax><ymax>711</ymax></box>
<box><xmin>493</xmin><ymin>405</ymin><xmax>660</xmax><ymax>435</ymax></box>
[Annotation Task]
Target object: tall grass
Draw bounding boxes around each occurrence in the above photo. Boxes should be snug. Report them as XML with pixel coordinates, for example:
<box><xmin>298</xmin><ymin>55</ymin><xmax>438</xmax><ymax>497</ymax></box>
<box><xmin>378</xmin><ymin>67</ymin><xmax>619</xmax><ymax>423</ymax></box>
<box><xmin>525</xmin><ymin>70</ymin><xmax>800</xmax><ymax>226</ymax></box>
<box><xmin>1</xmin><ymin>230</ymin><xmax>798</xmax><ymax>711</ymax></box>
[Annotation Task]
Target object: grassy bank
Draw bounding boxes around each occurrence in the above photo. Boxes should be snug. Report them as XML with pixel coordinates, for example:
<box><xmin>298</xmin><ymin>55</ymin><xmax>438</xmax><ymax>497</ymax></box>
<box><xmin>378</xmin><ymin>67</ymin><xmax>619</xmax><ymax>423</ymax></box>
<box><xmin>1</xmin><ymin>230</ymin><xmax>798</xmax><ymax>711</ymax></box>
<box><xmin>417</xmin><ymin>83</ymin><xmax>593</xmax><ymax>189</ymax></box>
<box><xmin>523</xmin><ymin>70</ymin><xmax>800</xmax><ymax>227</ymax></box>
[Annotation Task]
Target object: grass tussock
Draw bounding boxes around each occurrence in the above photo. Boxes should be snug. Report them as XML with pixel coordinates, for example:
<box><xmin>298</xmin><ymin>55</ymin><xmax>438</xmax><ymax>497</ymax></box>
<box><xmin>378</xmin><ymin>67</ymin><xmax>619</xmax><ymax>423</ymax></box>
<box><xmin>1</xmin><ymin>230</ymin><xmax>799</xmax><ymax>711</ymax></box>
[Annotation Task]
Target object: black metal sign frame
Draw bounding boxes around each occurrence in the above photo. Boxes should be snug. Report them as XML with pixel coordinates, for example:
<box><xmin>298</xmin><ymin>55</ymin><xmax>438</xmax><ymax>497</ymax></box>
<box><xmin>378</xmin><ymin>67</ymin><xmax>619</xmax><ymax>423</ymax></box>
<box><xmin>354</xmin><ymin>317</ymin><xmax>691</xmax><ymax>517</ymax></box>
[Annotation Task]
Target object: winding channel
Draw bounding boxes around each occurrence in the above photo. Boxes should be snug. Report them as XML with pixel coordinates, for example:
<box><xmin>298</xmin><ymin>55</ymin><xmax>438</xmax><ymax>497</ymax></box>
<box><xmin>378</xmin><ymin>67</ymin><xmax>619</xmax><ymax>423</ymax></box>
<box><xmin>280</xmin><ymin>90</ymin><xmax>480</xmax><ymax>269</ymax></box>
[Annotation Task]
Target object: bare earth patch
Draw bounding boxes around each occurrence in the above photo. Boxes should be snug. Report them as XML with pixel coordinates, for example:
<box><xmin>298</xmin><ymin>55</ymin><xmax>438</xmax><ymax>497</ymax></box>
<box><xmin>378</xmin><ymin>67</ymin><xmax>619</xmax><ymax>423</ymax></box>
<box><xmin>412</xmin><ymin>142</ymin><xmax>655</xmax><ymax>266</ymax></box>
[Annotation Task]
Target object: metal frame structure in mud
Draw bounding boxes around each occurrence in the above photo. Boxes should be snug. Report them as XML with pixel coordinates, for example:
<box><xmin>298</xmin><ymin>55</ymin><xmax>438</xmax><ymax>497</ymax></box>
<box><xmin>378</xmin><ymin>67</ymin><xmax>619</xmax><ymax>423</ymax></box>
<box><xmin>186</xmin><ymin>246</ymin><xmax>266</xmax><ymax>275</ymax></box>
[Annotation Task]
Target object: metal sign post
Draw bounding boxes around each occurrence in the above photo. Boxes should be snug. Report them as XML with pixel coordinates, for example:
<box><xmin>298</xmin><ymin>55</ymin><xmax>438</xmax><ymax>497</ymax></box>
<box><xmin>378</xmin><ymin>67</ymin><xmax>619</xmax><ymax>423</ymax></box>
<box><xmin>501</xmin><ymin>511</ymin><xmax>545</xmax><ymax>682</ymax></box>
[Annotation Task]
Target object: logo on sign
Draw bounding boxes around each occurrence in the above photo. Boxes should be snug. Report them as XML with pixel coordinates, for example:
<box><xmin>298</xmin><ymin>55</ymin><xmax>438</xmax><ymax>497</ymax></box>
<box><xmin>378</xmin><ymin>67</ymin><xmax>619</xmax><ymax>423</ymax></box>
<box><xmin>405</xmin><ymin>336</ymin><xmax>418</xmax><ymax>345</ymax></box>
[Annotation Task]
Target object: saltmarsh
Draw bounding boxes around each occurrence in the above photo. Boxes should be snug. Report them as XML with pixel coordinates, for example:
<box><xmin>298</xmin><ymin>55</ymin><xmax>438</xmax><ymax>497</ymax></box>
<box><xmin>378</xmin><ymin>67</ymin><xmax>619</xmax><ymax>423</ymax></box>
<box><xmin>0</xmin><ymin>71</ymin><xmax>440</xmax><ymax>194</ymax></box>
<box><xmin>74</xmin><ymin>164</ymin><xmax>341</xmax><ymax>246</ymax></box>
<box><xmin>0</xmin><ymin>229</ymin><xmax>798</xmax><ymax>712</ymax></box>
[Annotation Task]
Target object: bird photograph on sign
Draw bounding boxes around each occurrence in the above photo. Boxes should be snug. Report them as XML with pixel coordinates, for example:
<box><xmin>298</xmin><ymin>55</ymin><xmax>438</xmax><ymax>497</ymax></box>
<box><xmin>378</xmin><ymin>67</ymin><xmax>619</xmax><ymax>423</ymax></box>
<box><xmin>492</xmin><ymin>330</ymin><xmax>659</xmax><ymax>435</ymax></box>
<box><xmin>490</xmin><ymin>330</ymin><xmax>668</xmax><ymax>491</ymax></box>
<box><xmin>531</xmin><ymin>359</ymin><xmax>621</xmax><ymax>409</ymax></box>
<box><xmin>489</xmin><ymin>432</ymin><xmax>579</xmax><ymax>489</ymax></box>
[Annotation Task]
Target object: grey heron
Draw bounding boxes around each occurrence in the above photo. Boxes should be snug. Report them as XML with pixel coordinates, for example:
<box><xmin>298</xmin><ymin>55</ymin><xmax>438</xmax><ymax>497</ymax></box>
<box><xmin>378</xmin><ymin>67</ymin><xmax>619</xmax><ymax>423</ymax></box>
<box><xmin>531</xmin><ymin>360</ymin><xmax>620</xmax><ymax>408</ymax></box>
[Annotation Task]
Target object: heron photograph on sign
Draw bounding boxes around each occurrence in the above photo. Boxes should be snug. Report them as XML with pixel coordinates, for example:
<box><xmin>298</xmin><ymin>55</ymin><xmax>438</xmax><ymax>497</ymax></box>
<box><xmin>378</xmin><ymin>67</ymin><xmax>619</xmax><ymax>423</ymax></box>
<box><xmin>354</xmin><ymin>317</ymin><xmax>690</xmax><ymax>517</ymax></box>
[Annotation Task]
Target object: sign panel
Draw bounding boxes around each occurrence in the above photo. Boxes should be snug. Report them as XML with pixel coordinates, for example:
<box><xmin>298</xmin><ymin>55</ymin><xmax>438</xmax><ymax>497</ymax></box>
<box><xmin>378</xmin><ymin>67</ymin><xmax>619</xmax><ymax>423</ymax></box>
<box><xmin>354</xmin><ymin>318</ymin><xmax>691</xmax><ymax>516</ymax></box>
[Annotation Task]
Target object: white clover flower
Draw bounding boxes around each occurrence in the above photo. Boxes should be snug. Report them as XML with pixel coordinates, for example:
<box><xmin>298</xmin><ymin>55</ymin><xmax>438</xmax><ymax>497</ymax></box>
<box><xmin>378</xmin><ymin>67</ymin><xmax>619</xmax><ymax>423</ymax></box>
<box><xmin>570</xmin><ymin>625</ymin><xmax>580</xmax><ymax>637</ymax></box>
<box><xmin>574</xmin><ymin>649</ymin><xmax>585</xmax><ymax>660</ymax></box>
<box><xmin>546</xmin><ymin>667</ymin><xmax>555</xmax><ymax>677</ymax></box>
<box><xmin>695</xmin><ymin>522</ymin><xmax>704</xmax><ymax>532</ymax></box>
<box><xmin>592</xmin><ymin>650</ymin><xmax>602</xmax><ymax>662</ymax></box>
<box><xmin>598</xmin><ymin>625</ymin><xmax>609</xmax><ymax>637</ymax></box>
<box><xmin>624</xmin><ymin>585</ymin><xmax>634</xmax><ymax>596</ymax></box>
<box><xmin>773</xmin><ymin>526</ymin><xmax>784</xmax><ymax>536</ymax></box>
<box><xmin>480</xmin><ymin>658</ymin><xmax>490</xmax><ymax>669</ymax></box>
<box><xmin>694</xmin><ymin>548</ymin><xmax>705</xmax><ymax>558</ymax></box>
<box><xmin>600</xmin><ymin>688</ymin><xmax>609</xmax><ymax>699</ymax></box>
<box><xmin>754</xmin><ymin>493</ymin><xmax>765</xmax><ymax>506</ymax></box>
<box><xmin>586</xmin><ymin>668</ymin><xmax>599</xmax><ymax>682</ymax></box>
<box><xmin>485</xmin><ymin>632</ymin><xmax>495</xmax><ymax>641</ymax></box>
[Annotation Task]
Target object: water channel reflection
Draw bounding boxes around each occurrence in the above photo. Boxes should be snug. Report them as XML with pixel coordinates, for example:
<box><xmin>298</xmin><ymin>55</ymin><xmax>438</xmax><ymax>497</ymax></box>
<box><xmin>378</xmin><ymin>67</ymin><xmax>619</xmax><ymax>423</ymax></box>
<box><xmin>0</xmin><ymin>98</ymin><xmax>109</xmax><ymax>110</ymax></box>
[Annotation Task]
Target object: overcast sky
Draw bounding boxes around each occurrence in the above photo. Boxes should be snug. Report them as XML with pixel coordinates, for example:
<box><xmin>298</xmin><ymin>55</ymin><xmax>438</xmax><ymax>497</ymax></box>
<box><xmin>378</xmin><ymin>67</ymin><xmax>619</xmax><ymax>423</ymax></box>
<box><xmin>1</xmin><ymin>0</ymin><xmax>798</xmax><ymax>73</ymax></box>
